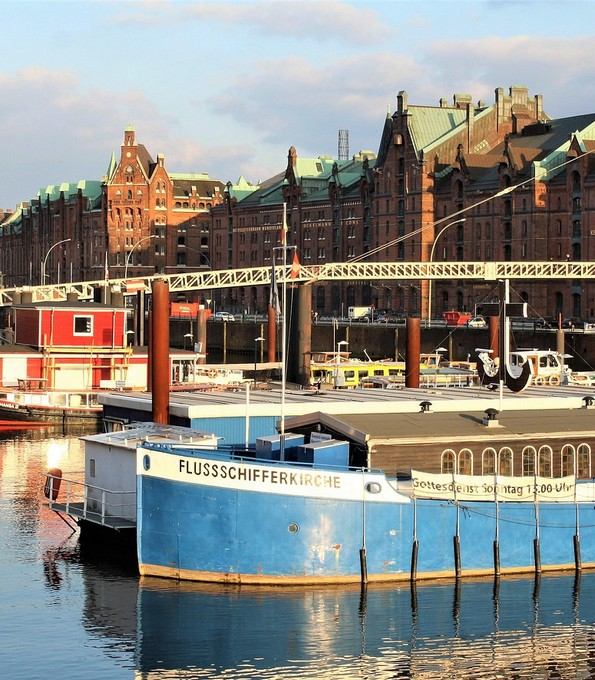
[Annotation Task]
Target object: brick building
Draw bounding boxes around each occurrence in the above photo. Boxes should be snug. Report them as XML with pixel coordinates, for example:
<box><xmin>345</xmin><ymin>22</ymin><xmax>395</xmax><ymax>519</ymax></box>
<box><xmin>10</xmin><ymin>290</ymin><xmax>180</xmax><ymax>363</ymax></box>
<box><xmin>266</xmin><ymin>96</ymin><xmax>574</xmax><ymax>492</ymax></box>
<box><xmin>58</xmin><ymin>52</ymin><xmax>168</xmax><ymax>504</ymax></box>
<box><xmin>0</xmin><ymin>126</ymin><xmax>224</xmax><ymax>294</ymax></box>
<box><xmin>215</xmin><ymin>85</ymin><xmax>595</xmax><ymax>321</ymax></box>
<box><xmin>374</xmin><ymin>86</ymin><xmax>595</xmax><ymax>320</ymax></box>
<box><xmin>2</xmin><ymin>87</ymin><xmax>595</xmax><ymax>322</ymax></box>
<box><xmin>211</xmin><ymin>145</ymin><xmax>376</xmax><ymax>315</ymax></box>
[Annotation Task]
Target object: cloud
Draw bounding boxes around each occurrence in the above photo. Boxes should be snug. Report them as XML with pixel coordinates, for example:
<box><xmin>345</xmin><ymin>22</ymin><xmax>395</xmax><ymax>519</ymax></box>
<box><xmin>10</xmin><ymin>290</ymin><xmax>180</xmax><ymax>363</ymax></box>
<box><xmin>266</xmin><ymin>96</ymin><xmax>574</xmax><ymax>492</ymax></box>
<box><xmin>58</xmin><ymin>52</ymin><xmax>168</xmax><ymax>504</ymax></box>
<box><xmin>0</xmin><ymin>68</ymin><xmax>176</xmax><ymax>207</ymax></box>
<box><xmin>116</xmin><ymin>0</ymin><xmax>393</xmax><ymax>42</ymax></box>
<box><xmin>425</xmin><ymin>35</ymin><xmax>595</xmax><ymax>115</ymax></box>
<box><xmin>208</xmin><ymin>52</ymin><xmax>425</xmax><ymax>150</ymax></box>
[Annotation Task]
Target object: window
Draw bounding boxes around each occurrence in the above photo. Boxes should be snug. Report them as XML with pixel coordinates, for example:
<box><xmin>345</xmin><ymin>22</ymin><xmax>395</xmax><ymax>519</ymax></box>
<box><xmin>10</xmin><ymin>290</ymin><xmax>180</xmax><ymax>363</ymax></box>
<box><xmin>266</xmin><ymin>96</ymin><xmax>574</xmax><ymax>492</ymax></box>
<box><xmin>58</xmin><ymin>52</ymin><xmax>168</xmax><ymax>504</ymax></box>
<box><xmin>578</xmin><ymin>444</ymin><xmax>591</xmax><ymax>478</ymax></box>
<box><xmin>441</xmin><ymin>449</ymin><xmax>455</xmax><ymax>474</ymax></box>
<box><xmin>498</xmin><ymin>447</ymin><xmax>513</xmax><ymax>476</ymax></box>
<box><xmin>538</xmin><ymin>445</ymin><xmax>553</xmax><ymax>477</ymax></box>
<box><xmin>522</xmin><ymin>446</ymin><xmax>536</xmax><ymax>476</ymax></box>
<box><xmin>458</xmin><ymin>448</ymin><xmax>473</xmax><ymax>475</ymax></box>
<box><xmin>561</xmin><ymin>444</ymin><xmax>575</xmax><ymax>477</ymax></box>
<box><xmin>74</xmin><ymin>315</ymin><xmax>93</xmax><ymax>335</ymax></box>
<box><xmin>482</xmin><ymin>447</ymin><xmax>497</xmax><ymax>475</ymax></box>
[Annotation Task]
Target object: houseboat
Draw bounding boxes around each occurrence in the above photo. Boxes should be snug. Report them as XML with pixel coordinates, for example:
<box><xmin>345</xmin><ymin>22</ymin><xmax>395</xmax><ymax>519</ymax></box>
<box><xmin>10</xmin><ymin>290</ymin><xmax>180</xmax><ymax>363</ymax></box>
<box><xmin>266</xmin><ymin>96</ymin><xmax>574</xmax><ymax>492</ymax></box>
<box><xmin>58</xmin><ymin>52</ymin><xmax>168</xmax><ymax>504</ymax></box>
<box><xmin>310</xmin><ymin>350</ymin><xmax>477</xmax><ymax>389</ymax></box>
<box><xmin>44</xmin><ymin>391</ymin><xmax>595</xmax><ymax>586</ymax></box>
<box><xmin>0</xmin><ymin>301</ymin><xmax>215</xmax><ymax>424</ymax></box>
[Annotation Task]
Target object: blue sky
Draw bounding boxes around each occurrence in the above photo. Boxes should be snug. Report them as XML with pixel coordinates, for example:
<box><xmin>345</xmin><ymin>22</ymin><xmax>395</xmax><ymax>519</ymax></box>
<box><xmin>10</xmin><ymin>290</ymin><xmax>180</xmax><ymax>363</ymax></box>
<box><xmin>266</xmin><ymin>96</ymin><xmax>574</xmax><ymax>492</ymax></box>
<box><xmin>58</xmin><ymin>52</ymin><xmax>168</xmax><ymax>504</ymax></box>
<box><xmin>1</xmin><ymin>0</ymin><xmax>594</xmax><ymax>209</ymax></box>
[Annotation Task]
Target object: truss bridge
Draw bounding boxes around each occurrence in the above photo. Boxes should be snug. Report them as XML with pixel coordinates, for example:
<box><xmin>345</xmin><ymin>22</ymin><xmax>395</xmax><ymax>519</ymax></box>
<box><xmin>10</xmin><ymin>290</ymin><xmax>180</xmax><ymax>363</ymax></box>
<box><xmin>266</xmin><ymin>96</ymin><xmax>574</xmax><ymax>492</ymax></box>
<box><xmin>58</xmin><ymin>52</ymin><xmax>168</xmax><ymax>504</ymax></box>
<box><xmin>1</xmin><ymin>260</ymin><xmax>594</xmax><ymax>306</ymax></box>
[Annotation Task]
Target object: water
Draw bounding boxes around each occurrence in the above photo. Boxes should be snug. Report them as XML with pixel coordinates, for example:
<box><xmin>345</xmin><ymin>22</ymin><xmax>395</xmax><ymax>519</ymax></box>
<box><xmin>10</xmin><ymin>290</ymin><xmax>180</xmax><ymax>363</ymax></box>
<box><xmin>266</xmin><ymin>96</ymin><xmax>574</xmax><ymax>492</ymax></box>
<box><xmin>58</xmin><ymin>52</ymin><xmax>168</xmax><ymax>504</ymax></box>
<box><xmin>2</xmin><ymin>430</ymin><xmax>595</xmax><ymax>679</ymax></box>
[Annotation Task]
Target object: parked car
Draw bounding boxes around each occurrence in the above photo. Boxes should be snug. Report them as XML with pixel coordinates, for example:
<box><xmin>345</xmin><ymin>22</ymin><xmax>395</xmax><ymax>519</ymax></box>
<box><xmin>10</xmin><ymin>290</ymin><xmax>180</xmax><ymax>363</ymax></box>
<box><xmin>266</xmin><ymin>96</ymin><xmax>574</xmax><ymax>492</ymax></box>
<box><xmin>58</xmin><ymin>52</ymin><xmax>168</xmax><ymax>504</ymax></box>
<box><xmin>211</xmin><ymin>311</ymin><xmax>235</xmax><ymax>322</ymax></box>
<box><xmin>375</xmin><ymin>313</ymin><xmax>406</xmax><ymax>324</ymax></box>
<box><xmin>467</xmin><ymin>316</ymin><xmax>487</xmax><ymax>328</ymax></box>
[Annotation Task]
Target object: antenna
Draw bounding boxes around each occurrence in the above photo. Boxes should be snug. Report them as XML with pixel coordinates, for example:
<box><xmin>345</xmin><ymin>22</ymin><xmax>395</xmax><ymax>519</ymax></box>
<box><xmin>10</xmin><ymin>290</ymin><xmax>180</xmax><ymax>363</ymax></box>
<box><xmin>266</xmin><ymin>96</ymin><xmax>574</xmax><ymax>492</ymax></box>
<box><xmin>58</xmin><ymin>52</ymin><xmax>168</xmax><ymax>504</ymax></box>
<box><xmin>338</xmin><ymin>129</ymin><xmax>349</xmax><ymax>160</ymax></box>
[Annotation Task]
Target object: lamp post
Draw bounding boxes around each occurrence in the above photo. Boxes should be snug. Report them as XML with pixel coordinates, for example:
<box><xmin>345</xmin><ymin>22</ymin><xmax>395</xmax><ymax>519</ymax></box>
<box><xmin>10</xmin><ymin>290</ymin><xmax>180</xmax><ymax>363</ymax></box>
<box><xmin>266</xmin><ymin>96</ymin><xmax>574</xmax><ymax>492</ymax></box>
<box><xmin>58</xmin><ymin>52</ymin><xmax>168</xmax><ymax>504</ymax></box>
<box><xmin>254</xmin><ymin>336</ymin><xmax>265</xmax><ymax>387</ymax></box>
<box><xmin>125</xmin><ymin>235</ymin><xmax>156</xmax><ymax>279</ymax></box>
<box><xmin>41</xmin><ymin>238</ymin><xmax>71</xmax><ymax>285</ymax></box>
<box><xmin>334</xmin><ymin>339</ymin><xmax>348</xmax><ymax>389</ymax></box>
<box><xmin>427</xmin><ymin>219</ymin><xmax>466</xmax><ymax>323</ymax></box>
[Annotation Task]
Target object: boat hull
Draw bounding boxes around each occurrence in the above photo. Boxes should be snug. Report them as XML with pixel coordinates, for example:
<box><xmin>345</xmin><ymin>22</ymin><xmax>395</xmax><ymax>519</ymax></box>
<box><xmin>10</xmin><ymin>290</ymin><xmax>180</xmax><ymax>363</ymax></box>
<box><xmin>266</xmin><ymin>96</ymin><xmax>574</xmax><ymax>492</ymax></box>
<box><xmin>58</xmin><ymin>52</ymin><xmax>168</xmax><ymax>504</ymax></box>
<box><xmin>0</xmin><ymin>400</ymin><xmax>102</xmax><ymax>425</ymax></box>
<box><xmin>136</xmin><ymin>446</ymin><xmax>595</xmax><ymax>585</ymax></box>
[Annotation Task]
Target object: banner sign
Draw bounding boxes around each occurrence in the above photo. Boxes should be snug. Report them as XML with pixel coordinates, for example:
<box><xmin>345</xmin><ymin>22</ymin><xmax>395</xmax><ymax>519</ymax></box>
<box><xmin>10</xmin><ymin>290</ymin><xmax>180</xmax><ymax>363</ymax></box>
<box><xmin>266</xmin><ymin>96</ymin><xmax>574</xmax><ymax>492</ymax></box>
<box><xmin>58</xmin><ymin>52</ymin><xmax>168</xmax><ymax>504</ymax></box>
<box><xmin>411</xmin><ymin>470</ymin><xmax>575</xmax><ymax>502</ymax></box>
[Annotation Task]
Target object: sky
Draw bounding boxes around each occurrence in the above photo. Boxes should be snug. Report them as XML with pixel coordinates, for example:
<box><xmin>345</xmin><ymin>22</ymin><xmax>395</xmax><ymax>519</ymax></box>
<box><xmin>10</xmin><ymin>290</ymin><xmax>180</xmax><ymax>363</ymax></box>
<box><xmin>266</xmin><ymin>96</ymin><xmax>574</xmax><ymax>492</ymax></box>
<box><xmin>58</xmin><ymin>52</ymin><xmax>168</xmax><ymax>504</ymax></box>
<box><xmin>1</xmin><ymin>0</ymin><xmax>595</xmax><ymax>210</ymax></box>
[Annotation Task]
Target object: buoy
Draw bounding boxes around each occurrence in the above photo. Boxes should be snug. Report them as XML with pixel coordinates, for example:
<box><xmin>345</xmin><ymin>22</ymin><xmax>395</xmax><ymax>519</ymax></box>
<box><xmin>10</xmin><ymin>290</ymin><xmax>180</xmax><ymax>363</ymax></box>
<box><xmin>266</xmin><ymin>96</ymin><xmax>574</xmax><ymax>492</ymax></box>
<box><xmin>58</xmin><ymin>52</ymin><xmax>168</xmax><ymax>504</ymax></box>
<box><xmin>548</xmin><ymin>375</ymin><xmax>561</xmax><ymax>386</ymax></box>
<box><xmin>43</xmin><ymin>468</ymin><xmax>62</xmax><ymax>501</ymax></box>
<box><xmin>534</xmin><ymin>376</ymin><xmax>545</xmax><ymax>386</ymax></box>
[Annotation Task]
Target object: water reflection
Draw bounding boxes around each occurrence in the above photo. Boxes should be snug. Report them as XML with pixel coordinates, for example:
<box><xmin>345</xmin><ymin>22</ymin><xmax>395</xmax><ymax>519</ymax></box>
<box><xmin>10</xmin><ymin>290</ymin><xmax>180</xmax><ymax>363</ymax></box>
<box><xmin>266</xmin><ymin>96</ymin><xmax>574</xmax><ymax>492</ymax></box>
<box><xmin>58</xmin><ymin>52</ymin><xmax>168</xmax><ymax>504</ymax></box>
<box><xmin>76</xmin><ymin>565</ymin><xmax>595</xmax><ymax>679</ymax></box>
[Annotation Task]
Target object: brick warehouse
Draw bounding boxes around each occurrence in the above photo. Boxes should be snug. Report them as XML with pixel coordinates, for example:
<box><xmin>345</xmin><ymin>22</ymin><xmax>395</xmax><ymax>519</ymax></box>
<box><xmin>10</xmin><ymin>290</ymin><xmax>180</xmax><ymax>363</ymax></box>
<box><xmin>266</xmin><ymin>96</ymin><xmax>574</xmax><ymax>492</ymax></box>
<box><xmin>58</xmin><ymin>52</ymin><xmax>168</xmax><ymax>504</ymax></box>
<box><xmin>2</xmin><ymin>86</ymin><xmax>595</xmax><ymax>321</ymax></box>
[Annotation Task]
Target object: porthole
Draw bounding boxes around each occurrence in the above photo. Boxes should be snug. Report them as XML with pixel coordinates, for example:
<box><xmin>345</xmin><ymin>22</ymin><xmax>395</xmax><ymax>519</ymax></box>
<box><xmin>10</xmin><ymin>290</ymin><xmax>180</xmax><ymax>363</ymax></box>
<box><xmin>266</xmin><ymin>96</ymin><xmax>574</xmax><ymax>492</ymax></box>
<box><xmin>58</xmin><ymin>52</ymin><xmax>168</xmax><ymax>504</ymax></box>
<box><xmin>143</xmin><ymin>454</ymin><xmax>151</xmax><ymax>471</ymax></box>
<box><xmin>365</xmin><ymin>482</ymin><xmax>382</xmax><ymax>494</ymax></box>
<box><xmin>288</xmin><ymin>522</ymin><xmax>300</xmax><ymax>534</ymax></box>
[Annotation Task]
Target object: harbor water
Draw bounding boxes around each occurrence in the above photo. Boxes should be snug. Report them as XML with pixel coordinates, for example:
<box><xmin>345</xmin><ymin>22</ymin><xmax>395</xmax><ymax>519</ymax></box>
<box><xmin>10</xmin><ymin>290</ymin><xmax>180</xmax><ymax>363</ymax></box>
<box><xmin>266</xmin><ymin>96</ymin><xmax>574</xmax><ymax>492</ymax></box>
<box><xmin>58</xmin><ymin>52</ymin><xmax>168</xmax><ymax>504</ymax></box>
<box><xmin>3</xmin><ymin>429</ymin><xmax>595</xmax><ymax>679</ymax></box>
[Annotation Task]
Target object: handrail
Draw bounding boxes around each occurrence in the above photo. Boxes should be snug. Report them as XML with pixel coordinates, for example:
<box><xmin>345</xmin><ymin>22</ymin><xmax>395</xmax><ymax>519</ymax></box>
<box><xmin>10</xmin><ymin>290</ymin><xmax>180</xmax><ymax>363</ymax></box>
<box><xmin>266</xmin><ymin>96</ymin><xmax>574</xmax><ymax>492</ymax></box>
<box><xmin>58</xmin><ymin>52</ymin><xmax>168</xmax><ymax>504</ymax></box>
<box><xmin>45</xmin><ymin>474</ymin><xmax>136</xmax><ymax>525</ymax></box>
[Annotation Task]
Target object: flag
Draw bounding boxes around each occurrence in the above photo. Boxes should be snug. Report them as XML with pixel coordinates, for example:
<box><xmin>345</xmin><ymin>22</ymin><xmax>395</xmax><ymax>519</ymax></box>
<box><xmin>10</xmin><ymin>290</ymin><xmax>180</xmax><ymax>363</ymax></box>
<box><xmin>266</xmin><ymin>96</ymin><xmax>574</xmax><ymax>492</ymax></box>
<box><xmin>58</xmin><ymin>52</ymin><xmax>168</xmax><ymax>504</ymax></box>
<box><xmin>269</xmin><ymin>263</ymin><xmax>281</xmax><ymax>315</ymax></box>
<box><xmin>290</xmin><ymin>250</ymin><xmax>300</xmax><ymax>279</ymax></box>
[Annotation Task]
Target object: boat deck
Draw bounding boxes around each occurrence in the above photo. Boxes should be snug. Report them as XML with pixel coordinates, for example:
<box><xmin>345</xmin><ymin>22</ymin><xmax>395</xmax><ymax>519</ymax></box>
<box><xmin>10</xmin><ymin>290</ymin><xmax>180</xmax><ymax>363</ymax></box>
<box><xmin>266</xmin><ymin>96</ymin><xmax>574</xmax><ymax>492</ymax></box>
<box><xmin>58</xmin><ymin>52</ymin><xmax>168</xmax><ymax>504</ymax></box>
<box><xmin>48</xmin><ymin>501</ymin><xmax>136</xmax><ymax>531</ymax></box>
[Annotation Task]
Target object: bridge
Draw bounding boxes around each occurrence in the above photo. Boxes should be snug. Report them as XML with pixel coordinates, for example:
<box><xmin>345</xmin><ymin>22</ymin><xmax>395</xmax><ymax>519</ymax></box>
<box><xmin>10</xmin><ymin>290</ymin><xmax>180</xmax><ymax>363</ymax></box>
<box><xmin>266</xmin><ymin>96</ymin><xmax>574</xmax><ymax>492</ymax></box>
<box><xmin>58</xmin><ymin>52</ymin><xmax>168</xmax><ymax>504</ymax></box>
<box><xmin>1</xmin><ymin>260</ymin><xmax>593</xmax><ymax>306</ymax></box>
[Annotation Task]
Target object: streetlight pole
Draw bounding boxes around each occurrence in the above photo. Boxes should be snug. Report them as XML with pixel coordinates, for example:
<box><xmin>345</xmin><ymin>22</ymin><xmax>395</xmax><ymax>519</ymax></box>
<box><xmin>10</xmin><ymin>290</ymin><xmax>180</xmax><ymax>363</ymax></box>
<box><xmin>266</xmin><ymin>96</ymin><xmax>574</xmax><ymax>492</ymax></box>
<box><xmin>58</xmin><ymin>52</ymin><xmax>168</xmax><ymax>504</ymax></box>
<box><xmin>125</xmin><ymin>235</ymin><xmax>156</xmax><ymax>279</ymax></box>
<box><xmin>254</xmin><ymin>336</ymin><xmax>265</xmax><ymax>387</ymax></box>
<box><xmin>41</xmin><ymin>238</ymin><xmax>71</xmax><ymax>285</ymax></box>
<box><xmin>334</xmin><ymin>339</ymin><xmax>348</xmax><ymax>388</ymax></box>
<box><xmin>427</xmin><ymin>219</ymin><xmax>466</xmax><ymax>323</ymax></box>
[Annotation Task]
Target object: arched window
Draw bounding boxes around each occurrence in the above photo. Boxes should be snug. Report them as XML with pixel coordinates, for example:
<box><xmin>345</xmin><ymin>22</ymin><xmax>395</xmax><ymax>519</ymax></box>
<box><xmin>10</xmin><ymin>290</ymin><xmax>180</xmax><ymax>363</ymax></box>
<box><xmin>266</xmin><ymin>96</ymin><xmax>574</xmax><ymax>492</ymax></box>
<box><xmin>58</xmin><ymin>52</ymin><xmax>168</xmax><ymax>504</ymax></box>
<box><xmin>458</xmin><ymin>448</ymin><xmax>473</xmax><ymax>475</ymax></box>
<box><xmin>316</xmin><ymin>286</ymin><xmax>325</xmax><ymax>310</ymax></box>
<box><xmin>522</xmin><ymin>446</ymin><xmax>536</xmax><ymax>476</ymax></box>
<box><xmin>555</xmin><ymin>292</ymin><xmax>563</xmax><ymax>316</ymax></box>
<box><xmin>499</xmin><ymin>447</ymin><xmax>513</xmax><ymax>476</ymax></box>
<box><xmin>577</xmin><ymin>443</ymin><xmax>591</xmax><ymax>478</ymax></box>
<box><xmin>561</xmin><ymin>444</ymin><xmax>575</xmax><ymax>477</ymax></box>
<box><xmin>572</xmin><ymin>293</ymin><xmax>582</xmax><ymax>319</ymax></box>
<box><xmin>538</xmin><ymin>445</ymin><xmax>553</xmax><ymax>477</ymax></box>
<box><xmin>572</xmin><ymin>171</ymin><xmax>581</xmax><ymax>193</ymax></box>
<box><xmin>441</xmin><ymin>291</ymin><xmax>449</xmax><ymax>314</ymax></box>
<box><xmin>482</xmin><ymin>447</ymin><xmax>497</xmax><ymax>475</ymax></box>
<box><xmin>441</xmin><ymin>449</ymin><xmax>455</xmax><ymax>474</ymax></box>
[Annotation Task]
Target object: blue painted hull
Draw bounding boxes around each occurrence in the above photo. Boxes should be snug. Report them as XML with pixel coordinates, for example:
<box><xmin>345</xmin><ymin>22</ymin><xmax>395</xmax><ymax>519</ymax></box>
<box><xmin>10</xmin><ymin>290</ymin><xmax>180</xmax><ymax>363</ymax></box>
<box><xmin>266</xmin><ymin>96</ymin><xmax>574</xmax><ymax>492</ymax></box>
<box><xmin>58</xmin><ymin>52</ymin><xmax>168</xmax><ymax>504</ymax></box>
<box><xmin>136</xmin><ymin>445</ymin><xmax>595</xmax><ymax>584</ymax></box>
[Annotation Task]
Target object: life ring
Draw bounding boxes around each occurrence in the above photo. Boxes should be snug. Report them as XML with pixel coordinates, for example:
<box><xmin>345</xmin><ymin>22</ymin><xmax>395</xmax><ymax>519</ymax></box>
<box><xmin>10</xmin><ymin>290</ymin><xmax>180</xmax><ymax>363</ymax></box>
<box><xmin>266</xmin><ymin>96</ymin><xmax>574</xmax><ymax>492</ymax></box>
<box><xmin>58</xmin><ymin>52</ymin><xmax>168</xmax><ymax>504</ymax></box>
<box><xmin>534</xmin><ymin>376</ymin><xmax>546</xmax><ymax>386</ymax></box>
<box><xmin>208</xmin><ymin>369</ymin><xmax>217</xmax><ymax>379</ymax></box>
<box><xmin>548</xmin><ymin>375</ymin><xmax>561</xmax><ymax>386</ymax></box>
<box><xmin>43</xmin><ymin>468</ymin><xmax>62</xmax><ymax>501</ymax></box>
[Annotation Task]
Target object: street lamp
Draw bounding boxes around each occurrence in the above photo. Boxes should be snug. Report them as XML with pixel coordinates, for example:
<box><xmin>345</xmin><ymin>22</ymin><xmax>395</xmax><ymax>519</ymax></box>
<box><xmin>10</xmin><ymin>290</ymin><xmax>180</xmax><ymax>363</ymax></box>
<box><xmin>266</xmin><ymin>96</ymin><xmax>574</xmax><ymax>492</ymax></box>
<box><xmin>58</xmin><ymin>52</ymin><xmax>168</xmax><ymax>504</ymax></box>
<box><xmin>427</xmin><ymin>219</ymin><xmax>466</xmax><ymax>323</ymax></box>
<box><xmin>254</xmin><ymin>336</ymin><xmax>265</xmax><ymax>387</ymax></box>
<box><xmin>336</xmin><ymin>339</ymin><xmax>348</xmax><ymax>363</ymax></box>
<box><xmin>125</xmin><ymin>235</ymin><xmax>156</xmax><ymax>279</ymax></box>
<box><xmin>41</xmin><ymin>238</ymin><xmax>71</xmax><ymax>285</ymax></box>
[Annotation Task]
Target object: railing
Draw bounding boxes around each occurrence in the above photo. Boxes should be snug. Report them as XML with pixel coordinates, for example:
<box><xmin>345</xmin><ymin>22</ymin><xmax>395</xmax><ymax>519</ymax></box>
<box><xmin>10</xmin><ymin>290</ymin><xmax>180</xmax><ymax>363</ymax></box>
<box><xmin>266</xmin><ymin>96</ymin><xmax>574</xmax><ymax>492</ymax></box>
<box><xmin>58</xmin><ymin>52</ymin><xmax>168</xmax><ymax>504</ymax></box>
<box><xmin>45</xmin><ymin>474</ymin><xmax>136</xmax><ymax>526</ymax></box>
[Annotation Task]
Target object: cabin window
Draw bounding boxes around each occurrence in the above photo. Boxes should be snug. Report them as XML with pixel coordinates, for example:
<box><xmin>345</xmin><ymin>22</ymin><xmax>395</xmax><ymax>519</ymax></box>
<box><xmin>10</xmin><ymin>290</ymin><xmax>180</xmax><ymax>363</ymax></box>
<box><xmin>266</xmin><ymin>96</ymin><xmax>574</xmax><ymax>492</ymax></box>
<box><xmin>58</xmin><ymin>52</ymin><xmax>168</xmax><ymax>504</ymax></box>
<box><xmin>522</xmin><ymin>446</ymin><xmax>536</xmax><ymax>476</ymax></box>
<box><xmin>578</xmin><ymin>444</ymin><xmax>591</xmax><ymax>478</ymax></box>
<box><xmin>89</xmin><ymin>458</ymin><xmax>95</xmax><ymax>478</ymax></box>
<box><xmin>73</xmin><ymin>315</ymin><xmax>93</xmax><ymax>335</ymax></box>
<box><xmin>481</xmin><ymin>447</ymin><xmax>497</xmax><ymax>475</ymax></box>
<box><xmin>458</xmin><ymin>449</ymin><xmax>473</xmax><ymax>475</ymax></box>
<box><xmin>538</xmin><ymin>445</ymin><xmax>553</xmax><ymax>477</ymax></box>
<box><xmin>498</xmin><ymin>447</ymin><xmax>513</xmax><ymax>476</ymax></box>
<box><xmin>441</xmin><ymin>449</ymin><xmax>455</xmax><ymax>474</ymax></box>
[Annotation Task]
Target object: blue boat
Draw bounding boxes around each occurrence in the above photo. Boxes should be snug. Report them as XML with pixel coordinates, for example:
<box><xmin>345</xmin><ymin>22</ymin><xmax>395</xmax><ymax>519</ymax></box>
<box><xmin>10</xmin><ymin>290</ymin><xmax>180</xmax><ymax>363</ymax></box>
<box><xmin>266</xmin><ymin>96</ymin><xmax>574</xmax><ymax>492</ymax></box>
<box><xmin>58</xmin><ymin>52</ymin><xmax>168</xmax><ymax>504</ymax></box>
<box><xmin>135</xmin><ymin>434</ymin><xmax>595</xmax><ymax>585</ymax></box>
